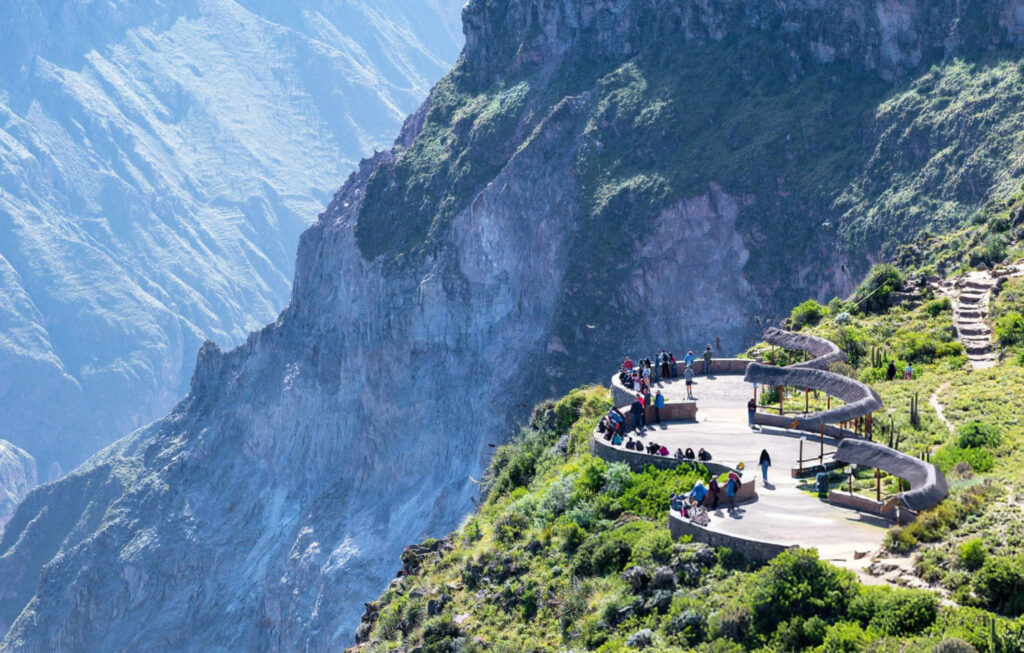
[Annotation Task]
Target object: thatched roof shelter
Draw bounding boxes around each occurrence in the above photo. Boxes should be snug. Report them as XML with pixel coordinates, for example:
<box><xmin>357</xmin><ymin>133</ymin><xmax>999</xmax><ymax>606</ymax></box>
<box><xmin>835</xmin><ymin>439</ymin><xmax>949</xmax><ymax>511</ymax></box>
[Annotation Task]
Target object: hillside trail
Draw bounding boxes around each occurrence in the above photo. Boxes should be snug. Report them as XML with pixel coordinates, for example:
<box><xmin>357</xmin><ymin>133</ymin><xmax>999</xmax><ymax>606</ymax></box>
<box><xmin>930</xmin><ymin>262</ymin><xmax>1024</xmax><ymax>370</ymax></box>
<box><xmin>929</xmin><ymin>382</ymin><xmax>954</xmax><ymax>436</ymax></box>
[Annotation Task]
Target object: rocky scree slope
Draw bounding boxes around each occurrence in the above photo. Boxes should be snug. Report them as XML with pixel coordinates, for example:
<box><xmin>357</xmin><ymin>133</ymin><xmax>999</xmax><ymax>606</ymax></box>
<box><xmin>0</xmin><ymin>0</ymin><xmax>464</xmax><ymax>477</ymax></box>
<box><xmin>5</xmin><ymin>0</ymin><xmax>1024</xmax><ymax>650</ymax></box>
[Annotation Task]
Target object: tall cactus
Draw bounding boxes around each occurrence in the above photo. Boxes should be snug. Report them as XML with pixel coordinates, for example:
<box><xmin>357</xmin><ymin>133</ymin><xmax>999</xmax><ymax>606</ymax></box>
<box><xmin>909</xmin><ymin>392</ymin><xmax>920</xmax><ymax>429</ymax></box>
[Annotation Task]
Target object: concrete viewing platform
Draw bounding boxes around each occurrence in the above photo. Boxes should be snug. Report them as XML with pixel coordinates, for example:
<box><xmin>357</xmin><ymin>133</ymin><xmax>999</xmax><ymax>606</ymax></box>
<box><xmin>594</xmin><ymin>372</ymin><xmax>889</xmax><ymax>567</ymax></box>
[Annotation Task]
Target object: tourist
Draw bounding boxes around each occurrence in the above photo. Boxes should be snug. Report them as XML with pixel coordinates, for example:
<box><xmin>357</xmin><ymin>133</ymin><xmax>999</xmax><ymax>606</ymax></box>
<box><xmin>904</xmin><ymin>362</ymin><xmax>914</xmax><ymax>380</ymax></box>
<box><xmin>684</xmin><ymin>447</ymin><xmax>695</xmax><ymax>459</ymax></box>
<box><xmin>698</xmin><ymin>447</ymin><xmax>711</xmax><ymax>461</ymax></box>
<box><xmin>623</xmin><ymin>356</ymin><xmax>635</xmax><ymax>372</ymax></box>
<box><xmin>688</xmin><ymin>480</ymin><xmax>708</xmax><ymax>508</ymax></box>
<box><xmin>708</xmin><ymin>476</ymin><xmax>721</xmax><ymax>509</ymax></box>
<box><xmin>675</xmin><ymin>448</ymin><xmax>685</xmax><ymax>461</ymax></box>
<box><xmin>670</xmin><ymin>353</ymin><xmax>678</xmax><ymax>378</ymax></box>
<box><xmin>684</xmin><ymin>350</ymin><xmax>695</xmax><ymax>368</ymax></box>
<box><xmin>641</xmin><ymin>364</ymin><xmax>652</xmax><ymax>388</ymax></box>
<box><xmin>726</xmin><ymin>471</ymin><xmax>741</xmax><ymax>512</ymax></box>
<box><xmin>747</xmin><ymin>397</ymin><xmax>758</xmax><ymax>430</ymax></box>
<box><xmin>630</xmin><ymin>395</ymin><xmax>644</xmax><ymax>433</ymax></box>
<box><xmin>702</xmin><ymin>344</ymin><xmax>713</xmax><ymax>374</ymax></box>
<box><xmin>684</xmin><ymin>365</ymin><xmax>694</xmax><ymax>399</ymax></box>
<box><xmin>759</xmin><ymin>449</ymin><xmax>772</xmax><ymax>484</ymax></box>
<box><xmin>643</xmin><ymin>388</ymin><xmax>653</xmax><ymax>425</ymax></box>
<box><xmin>660</xmin><ymin>350</ymin><xmax>671</xmax><ymax>377</ymax></box>
<box><xmin>886</xmin><ymin>360</ymin><xmax>897</xmax><ymax>381</ymax></box>
<box><xmin>654</xmin><ymin>390</ymin><xmax>664</xmax><ymax>424</ymax></box>
<box><xmin>608</xmin><ymin>408</ymin><xmax>625</xmax><ymax>435</ymax></box>
<box><xmin>611</xmin><ymin>432</ymin><xmax>623</xmax><ymax>446</ymax></box>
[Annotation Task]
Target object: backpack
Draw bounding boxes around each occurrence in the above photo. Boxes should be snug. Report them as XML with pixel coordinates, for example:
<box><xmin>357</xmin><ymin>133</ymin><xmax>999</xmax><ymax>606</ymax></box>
<box><xmin>612</xmin><ymin>434</ymin><xmax>623</xmax><ymax>446</ymax></box>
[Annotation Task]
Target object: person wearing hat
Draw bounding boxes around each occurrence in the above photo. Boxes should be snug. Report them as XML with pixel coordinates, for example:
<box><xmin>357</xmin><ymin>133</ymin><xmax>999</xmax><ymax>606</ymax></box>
<box><xmin>702</xmin><ymin>344</ymin><xmax>713</xmax><ymax>374</ymax></box>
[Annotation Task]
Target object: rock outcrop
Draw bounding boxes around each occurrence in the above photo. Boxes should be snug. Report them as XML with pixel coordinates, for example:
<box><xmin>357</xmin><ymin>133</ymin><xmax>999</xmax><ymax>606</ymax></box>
<box><xmin>0</xmin><ymin>441</ymin><xmax>36</xmax><ymax>531</ymax></box>
<box><xmin>3</xmin><ymin>0</ymin><xmax>1024</xmax><ymax>650</ymax></box>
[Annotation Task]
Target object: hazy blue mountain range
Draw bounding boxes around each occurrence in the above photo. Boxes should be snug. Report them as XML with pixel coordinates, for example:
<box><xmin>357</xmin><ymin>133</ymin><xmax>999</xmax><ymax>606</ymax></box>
<box><xmin>0</xmin><ymin>0</ymin><xmax>465</xmax><ymax>479</ymax></box>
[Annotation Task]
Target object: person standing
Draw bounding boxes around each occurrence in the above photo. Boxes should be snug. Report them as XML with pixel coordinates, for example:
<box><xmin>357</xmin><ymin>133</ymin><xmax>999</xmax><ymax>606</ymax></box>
<box><xmin>641</xmin><ymin>364</ymin><xmax>652</xmax><ymax>389</ymax></box>
<box><xmin>886</xmin><ymin>360</ymin><xmax>897</xmax><ymax>381</ymax></box>
<box><xmin>660</xmin><ymin>350</ymin><xmax>671</xmax><ymax>377</ymax></box>
<box><xmin>708</xmin><ymin>476</ymin><xmax>721</xmax><ymax>510</ymax></box>
<box><xmin>630</xmin><ymin>395</ymin><xmax>644</xmax><ymax>433</ymax></box>
<box><xmin>684</xmin><ymin>350</ymin><xmax>695</xmax><ymax>369</ymax></box>
<box><xmin>904</xmin><ymin>363</ymin><xmax>914</xmax><ymax>380</ymax></box>
<box><xmin>670</xmin><ymin>353</ymin><xmax>678</xmax><ymax>378</ymax></box>
<box><xmin>759</xmin><ymin>449</ymin><xmax>772</xmax><ymax>484</ymax></box>
<box><xmin>747</xmin><ymin>398</ymin><xmax>758</xmax><ymax>430</ymax></box>
<box><xmin>654</xmin><ymin>390</ymin><xmax>664</xmax><ymax>424</ymax></box>
<box><xmin>726</xmin><ymin>472</ymin><xmax>739</xmax><ymax>512</ymax></box>
<box><xmin>684</xmin><ymin>366</ymin><xmax>694</xmax><ymax>399</ymax></box>
<box><xmin>623</xmin><ymin>356</ymin><xmax>635</xmax><ymax>372</ymax></box>
<box><xmin>702</xmin><ymin>344</ymin><xmax>713</xmax><ymax>374</ymax></box>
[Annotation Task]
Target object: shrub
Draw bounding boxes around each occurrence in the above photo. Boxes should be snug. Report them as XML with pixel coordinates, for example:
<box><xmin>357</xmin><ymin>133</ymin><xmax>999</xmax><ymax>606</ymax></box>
<box><xmin>995</xmin><ymin>311</ymin><xmax>1024</xmax><ymax>346</ymax></box>
<box><xmin>976</xmin><ymin>556</ymin><xmax>1024</xmax><ymax>616</ymax></box>
<box><xmin>574</xmin><ymin>535</ymin><xmax>632</xmax><ymax>576</ymax></box>
<box><xmin>955</xmin><ymin>422</ymin><xmax>1003</xmax><ymax>449</ymax></box>
<box><xmin>746</xmin><ymin>549</ymin><xmax>857</xmax><ymax>636</ymax></box>
<box><xmin>959</xmin><ymin>538</ymin><xmax>987</xmax><ymax>571</ymax></box>
<box><xmin>614</xmin><ymin>463</ymin><xmax>708</xmax><ymax>520</ymax></box>
<box><xmin>821</xmin><ymin>621</ymin><xmax>870</xmax><ymax>652</ymax></box>
<box><xmin>931</xmin><ymin>638</ymin><xmax>981</xmax><ymax>653</ymax></box>
<box><xmin>923</xmin><ymin>296</ymin><xmax>952</xmax><ymax>317</ymax></box>
<box><xmin>933</xmin><ymin>446</ymin><xmax>994</xmax><ymax>474</ymax></box>
<box><xmin>791</xmin><ymin>299</ymin><xmax>828</xmax><ymax>328</ymax></box>
<box><xmin>521</xmin><ymin>587</ymin><xmax>538</xmax><ymax>621</ymax></box>
<box><xmin>713</xmin><ymin>602</ymin><xmax>753</xmax><ymax>643</ymax></box>
<box><xmin>849</xmin><ymin>585</ymin><xmax>938</xmax><ymax>636</ymax></box>
<box><xmin>884</xmin><ymin>527</ymin><xmax>917</xmax><ymax>553</ymax></box>
<box><xmin>854</xmin><ymin>264</ymin><xmax>904</xmax><ymax>313</ymax></box>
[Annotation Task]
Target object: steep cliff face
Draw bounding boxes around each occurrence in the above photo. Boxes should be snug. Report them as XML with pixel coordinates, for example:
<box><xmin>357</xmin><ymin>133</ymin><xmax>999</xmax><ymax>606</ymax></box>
<box><xmin>0</xmin><ymin>442</ymin><xmax>36</xmax><ymax>530</ymax></box>
<box><xmin>3</xmin><ymin>0</ymin><xmax>1024</xmax><ymax>650</ymax></box>
<box><xmin>0</xmin><ymin>0</ymin><xmax>464</xmax><ymax>478</ymax></box>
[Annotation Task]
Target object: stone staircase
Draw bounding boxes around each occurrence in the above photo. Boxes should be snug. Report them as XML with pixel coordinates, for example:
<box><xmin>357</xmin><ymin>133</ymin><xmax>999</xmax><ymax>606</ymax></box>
<box><xmin>932</xmin><ymin>263</ymin><xmax>1024</xmax><ymax>370</ymax></box>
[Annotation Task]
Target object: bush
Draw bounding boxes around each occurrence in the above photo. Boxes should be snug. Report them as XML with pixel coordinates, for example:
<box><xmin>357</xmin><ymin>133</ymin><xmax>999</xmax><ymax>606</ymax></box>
<box><xmin>745</xmin><ymin>549</ymin><xmax>857</xmax><ymax>636</ymax></box>
<box><xmin>574</xmin><ymin>534</ymin><xmax>632</xmax><ymax>577</ymax></box>
<box><xmin>791</xmin><ymin>299</ymin><xmax>828</xmax><ymax>328</ymax></box>
<box><xmin>976</xmin><ymin>556</ymin><xmax>1024</xmax><ymax>616</ymax></box>
<box><xmin>958</xmin><ymin>538</ymin><xmax>987</xmax><ymax>571</ymax></box>
<box><xmin>854</xmin><ymin>264</ymin><xmax>904</xmax><ymax>313</ymax></box>
<box><xmin>933</xmin><ymin>446</ymin><xmax>994</xmax><ymax>474</ymax></box>
<box><xmin>995</xmin><ymin>311</ymin><xmax>1024</xmax><ymax>346</ymax></box>
<box><xmin>955</xmin><ymin>422</ymin><xmax>1003</xmax><ymax>449</ymax></box>
<box><xmin>614</xmin><ymin>464</ymin><xmax>708</xmax><ymax>520</ymax></box>
<box><xmin>821</xmin><ymin>621</ymin><xmax>871</xmax><ymax>653</ymax></box>
<box><xmin>931</xmin><ymin>639</ymin><xmax>980</xmax><ymax>653</ymax></box>
<box><xmin>884</xmin><ymin>527</ymin><xmax>917</xmax><ymax>553</ymax></box>
<box><xmin>849</xmin><ymin>585</ymin><xmax>938</xmax><ymax>636</ymax></box>
<box><xmin>923</xmin><ymin>296</ymin><xmax>952</xmax><ymax>317</ymax></box>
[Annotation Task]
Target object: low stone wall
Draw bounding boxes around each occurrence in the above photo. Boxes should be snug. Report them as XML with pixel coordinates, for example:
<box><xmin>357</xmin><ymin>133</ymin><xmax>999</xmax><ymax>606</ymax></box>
<box><xmin>591</xmin><ymin>436</ymin><xmax>733</xmax><ymax>476</ymax></box>
<box><xmin>610</xmin><ymin>358</ymin><xmax>751</xmax><ymax>406</ymax></box>
<box><xmin>827</xmin><ymin>491</ymin><xmax>913</xmax><ymax>524</ymax></box>
<box><xmin>668</xmin><ymin>510</ymin><xmax>792</xmax><ymax>562</ymax></box>
<box><xmin>754</xmin><ymin>412</ymin><xmax>860</xmax><ymax>440</ymax></box>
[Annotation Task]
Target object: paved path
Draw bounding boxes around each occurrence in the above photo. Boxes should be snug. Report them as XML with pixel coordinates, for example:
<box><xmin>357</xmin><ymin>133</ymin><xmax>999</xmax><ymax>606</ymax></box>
<box><xmin>631</xmin><ymin>374</ymin><xmax>888</xmax><ymax>570</ymax></box>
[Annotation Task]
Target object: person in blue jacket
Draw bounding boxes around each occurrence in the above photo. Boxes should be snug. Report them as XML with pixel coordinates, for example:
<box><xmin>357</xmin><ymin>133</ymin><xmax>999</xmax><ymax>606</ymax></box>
<box><xmin>653</xmin><ymin>390</ymin><xmax>665</xmax><ymax>424</ymax></box>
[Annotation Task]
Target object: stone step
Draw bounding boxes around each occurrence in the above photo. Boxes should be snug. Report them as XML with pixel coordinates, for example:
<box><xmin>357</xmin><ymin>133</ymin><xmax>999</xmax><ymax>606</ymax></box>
<box><xmin>965</xmin><ymin>345</ymin><xmax>993</xmax><ymax>355</ymax></box>
<box><xmin>964</xmin><ymin>280</ymin><xmax>995</xmax><ymax>291</ymax></box>
<box><xmin>957</xmin><ymin>325</ymin><xmax>989</xmax><ymax>336</ymax></box>
<box><xmin>958</xmin><ymin>294</ymin><xmax>985</xmax><ymax>303</ymax></box>
<box><xmin>957</xmin><ymin>310</ymin><xmax>983</xmax><ymax>319</ymax></box>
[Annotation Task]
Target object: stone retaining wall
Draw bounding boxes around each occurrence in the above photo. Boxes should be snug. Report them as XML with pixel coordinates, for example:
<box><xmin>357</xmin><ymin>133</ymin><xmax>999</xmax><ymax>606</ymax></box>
<box><xmin>827</xmin><ymin>490</ymin><xmax>913</xmax><ymax>524</ymax></box>
<box><xmin>668</xmin><ymin>510</ymin><xmax>792</xmax><ymax>562</ymax></box>
<box><xmin>591</xmin><ymin>436</ymin><xmax>734</xmax><ymax>477</ymax></box>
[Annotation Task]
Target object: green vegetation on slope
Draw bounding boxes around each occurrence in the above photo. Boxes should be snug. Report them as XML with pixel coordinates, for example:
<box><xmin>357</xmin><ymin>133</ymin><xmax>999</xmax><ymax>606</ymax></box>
<box><xmin>350</xmin><ymin>386</ymin><xmax>1024</xmax><ymax>652</ymax></box>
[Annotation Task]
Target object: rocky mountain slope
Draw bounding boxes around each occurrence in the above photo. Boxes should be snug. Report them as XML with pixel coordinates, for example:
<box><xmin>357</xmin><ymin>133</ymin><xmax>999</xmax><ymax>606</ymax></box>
<box><xmin>0</xmin><ymin>441</ymin><xmax>35</xmax><ymax>530</ymax></box>
<box><xmin>0</xmin><ymin>0</ymin><xmax>464</xmax><ymax>478</ymax></box>
<box><xmin>4</xmin><ymin>0</ymin><xmax>1024</xmax><ymax>650</ymax></box>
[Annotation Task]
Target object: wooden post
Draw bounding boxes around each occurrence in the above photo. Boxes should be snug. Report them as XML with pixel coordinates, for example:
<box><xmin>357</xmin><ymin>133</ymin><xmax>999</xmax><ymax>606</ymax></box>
<box><xmin>805</xmin><ymin>387</ymin><xmax>809</xmax><ymax>414</ymax></box>
<box><xmin>875</xmin><ymin>468</ymin><xmax>881</xmax><ymax>502</ymax></box>
<box><xmin>827</xmin><ymin>395</ymin><xmax>831</xmax><ymax>410</ymax></box>
<box><xmin>849</xmin><ymin>466</ymin><xmax>855</xmax><ymax>494</ymax></box>
<box><xmin>780</xmin><ymin>386</ymin><xmax>784</xmax><ymax>415</ymax></box>
<box><xmin>898</xmin><ymin>478</ymin><xmax>903</xmax><ymax>493</ymax></box>
<box><xmin>819</xmin><ymin>424</ymin><xmax>824</xmax><ymax>466</ymax></box>
<box><xmin>866</xmin><ymin>413</ymin><xmax>873</xmax><ymax>441</ymax></box>
<box><xmin>799</xmin><ymin>438</ymin><xmax>804</xmax><ymax>474</ymax></box>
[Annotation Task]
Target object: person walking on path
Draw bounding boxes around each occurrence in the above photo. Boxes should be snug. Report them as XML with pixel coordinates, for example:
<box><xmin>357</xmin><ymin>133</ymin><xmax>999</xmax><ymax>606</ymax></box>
<box><xmin>886</xmin><ymin>360</ymin><xmax>896</xmax><ymax>381</ymax></box>
<box><xmin>684</xmin><ymin>350</ymin><xmax>695</xmax><ymax>369</ymax></box>
<box><xmin>747</xmin><ymin>398</ymin><xmax>758</xmax><ymax>430</ymax></box>
<box><xmin>904</xmin><ymin>362</ymin><xmax>914</xmax><ymax>380</ymax></box>
<box><xmin>759</xmin><ymin>449</ymin><xmax>772</xmax><ymax>484</ymax></box>
<box><xmin>684</xmin><ymin>366</ymin><xmax>695</xmax><ymax>399</ymax></box>
<box><xmin>654</xmin><ymin>390</ymin><xmax>664</xmax><ymax>424</ymax></box>
<box><xmin>702</xmin><ymin>344</ymin><xmax>713</xmax><ymax>374</ymax></box>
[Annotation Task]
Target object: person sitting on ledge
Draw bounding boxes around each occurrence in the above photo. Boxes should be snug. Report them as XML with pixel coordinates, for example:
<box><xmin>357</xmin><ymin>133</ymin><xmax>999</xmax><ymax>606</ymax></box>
<box><xmin>684</xmin><ymin>447</ymin><xmax>695</xmax><ymax>459</ymax></box>
<box><xmin>698</xmin><ymin>447</ymin><xmax>712</xmax><ymax>461</ymax></box>
<box><xmin>675</xmin><ymin>448</ymin><xmax>685</xmax><ymax>461</ymax></box>
<box><xmin>611</xmin><ymin>433</ymin><xmax>623</xmax><ymax>446</ymax></box>
<box><xmin>622</xmin><ymin>356</ymin><xmax>635</xmax><ymax>372</ymax></box>
<box><xmin>688</xmin><ymin>479</ymin><xmax>708</xmax><ymax>507</ymax></box>
<box><xmin>646</xmin><ymin>441</ymin><xmax>660</xmax><ymax>454</ymax></box>
<box><xmin>658</xmin><ymin>445</ymin><xmax>670</xmax><ymax>456</ymax></box>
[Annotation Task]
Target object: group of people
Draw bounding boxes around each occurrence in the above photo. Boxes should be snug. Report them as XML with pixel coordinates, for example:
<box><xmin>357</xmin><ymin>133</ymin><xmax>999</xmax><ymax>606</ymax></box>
<box><xmin>885</xmin><ymin>360</ymin><xmax>914</xmax><ymax>381</ymax></box>
<box><xmin>670</xmin><ymin>469</ymin><xmax>745</xmax><ymax>517</ymax></box>
<box><xmin>619</xmin><ymin>345</ymin><xmax>716</xmax><ymax>396</ymax></box>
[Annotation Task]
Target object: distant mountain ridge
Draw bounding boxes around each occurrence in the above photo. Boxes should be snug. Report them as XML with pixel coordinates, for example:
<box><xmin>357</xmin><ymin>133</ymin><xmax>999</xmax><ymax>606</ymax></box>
<box><xmin>0</xmin><ymin>0</ymin><xmax>465</xmax><ymax>477</ymax></box>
